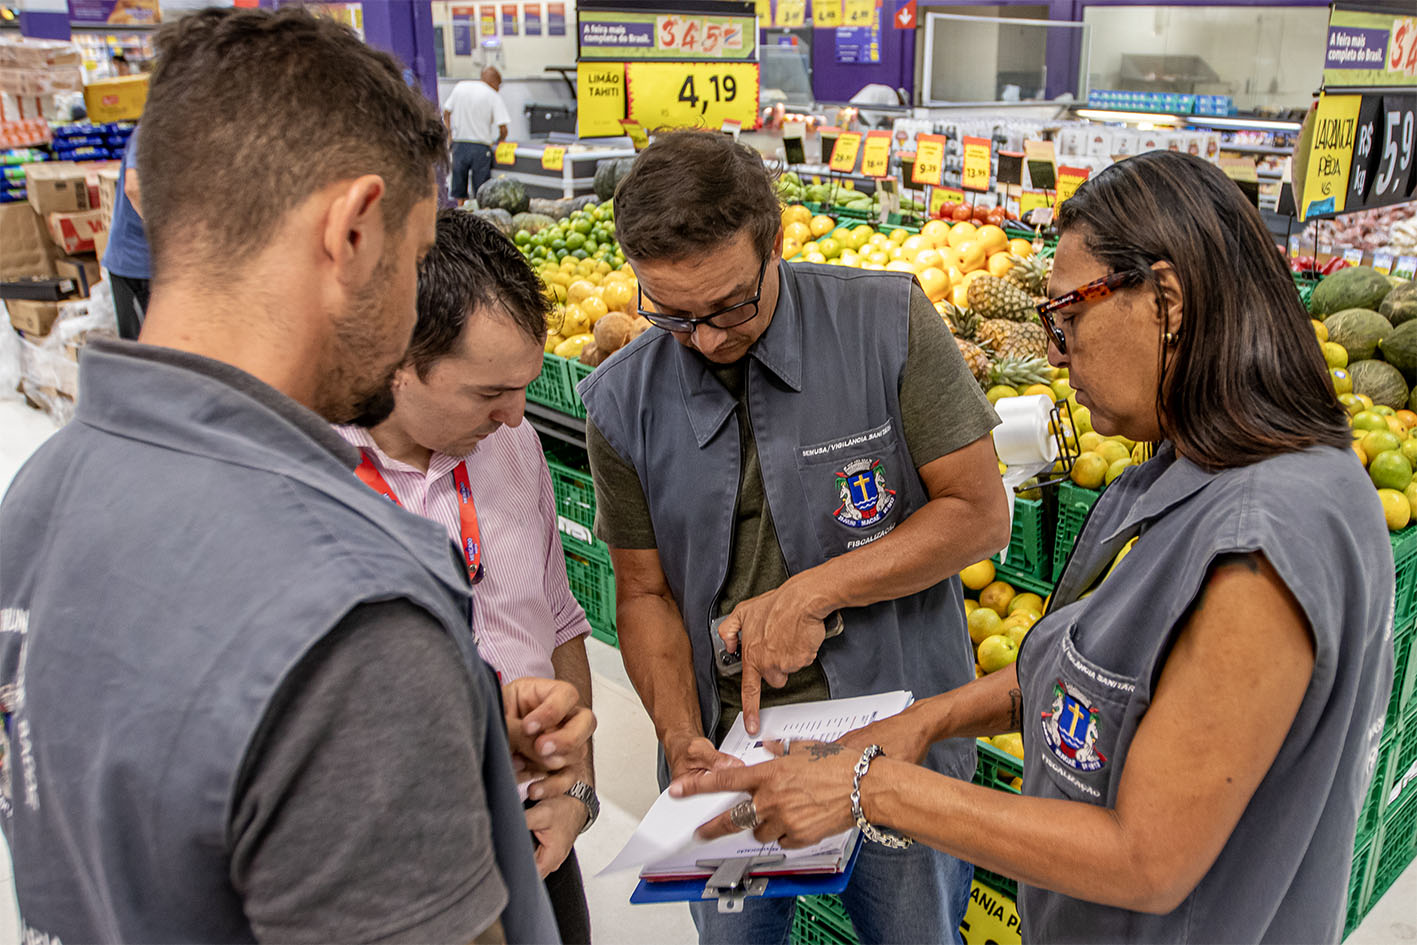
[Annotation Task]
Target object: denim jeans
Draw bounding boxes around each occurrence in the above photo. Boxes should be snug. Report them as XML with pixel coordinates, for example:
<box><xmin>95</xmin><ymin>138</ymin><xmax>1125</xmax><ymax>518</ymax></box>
<box><xmin>689</xmin><ymin>840</ymin><xmax>974</xmax><ymax>945</ymax></box>
<box><xmin>451</xmin><ymin>140</ymin><xmax>494</xmax><ymax>200</ymax></box>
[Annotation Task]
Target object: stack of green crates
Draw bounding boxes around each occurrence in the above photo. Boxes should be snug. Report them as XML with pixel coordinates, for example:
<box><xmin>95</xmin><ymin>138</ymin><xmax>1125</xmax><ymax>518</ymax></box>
<box><xmin>791</xmin><ymin>895</ymin><xmax>856</xmax><ymax>945</ymax></box>
<box><xmin>992</xmin><ymin>494</ymin><xmax>1053</xmax><ymax>591</ymax></box>
<box><xmin>544</xmin><ymin>445</ymin><xmax>617</xmax><ymax>646</ymax></box>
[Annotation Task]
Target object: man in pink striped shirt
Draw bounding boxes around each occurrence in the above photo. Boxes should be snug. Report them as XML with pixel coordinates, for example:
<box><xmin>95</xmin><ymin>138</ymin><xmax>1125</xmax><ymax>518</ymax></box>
<box><xmin>337</xmin><ymin>210</ymin><xmax>596</xmax><ymax>944</ymax></box>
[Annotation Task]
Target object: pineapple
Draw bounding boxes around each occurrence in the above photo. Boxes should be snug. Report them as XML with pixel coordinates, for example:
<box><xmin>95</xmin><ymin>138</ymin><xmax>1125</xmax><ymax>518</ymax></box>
<box><xmin>938</xmin><ymin>301</ymin><xmax>980</xmax><ymax>342</ymax></box>
<box><xmin>955</xmin><ymin>337</ymin><xmax>992</xmax><ymax>385</ymax></box>
<box><xmin>988</xmin><ymin>356</ymin><xmax>1053</xmax><ymax>390</ymax></box>
<box><xmin>1005</xmin><ymin>253</ymin><xmax>1052</xmax><ymax>297</ymax></box>
<box><xmin>969</xmin><ymin>274</ymin><xmax>1040</xmax><ymax>322</ymax></box>
<box><xmin>977</xmin><ymin>318</ymin><xmax>1050</xmax><ymax>360</ymax></box>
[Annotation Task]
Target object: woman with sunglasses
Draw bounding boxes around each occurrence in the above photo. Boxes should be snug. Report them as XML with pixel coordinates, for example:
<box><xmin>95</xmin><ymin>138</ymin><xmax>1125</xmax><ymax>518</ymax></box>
<box><xmin>674</xmin><ymin>150</ymin><xmax>1394</xmax><ymax>943</ymax></box>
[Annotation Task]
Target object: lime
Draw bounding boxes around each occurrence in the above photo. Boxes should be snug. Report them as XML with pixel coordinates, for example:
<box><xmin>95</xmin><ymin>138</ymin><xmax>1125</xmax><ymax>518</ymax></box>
<box><xmin>1372</xmin><ymin>405</ymin><xmax>1397</xmax><ymax>417</ymax></box>
<box><xmin>1362</xmin><ymin>430</ymin><xmax>1403</xmax><ymax>458</ymax></box>
<box><xmin>513</xmin><ymin>229</ymin><xmax>531</xmax><ymax>246</ymax></box>
<box><xmin>1321</xmin><ymin>341</ymin><xmax>1348</xmax><ymax>369</ymax></box>
<box><xmin>1353</xmin><ymin>411</ymin><xmax>1390</xmax><ymax>433</ymax></box>
<box><xmin>1331</xmin><ymin>368</ymin><xmax>1354</xmax><ymax>395</ymax></box>
<box><xmin>1402</xmin><ymin>438</ymin><xmax>1417</xmax><ymax>467</ymax></box>
<box><xmin>571</xmin><ymin>217</ymin><xmax>593</xmax><ymax>235</ymax></box>
<box><xmin>1370</xmin><ymin>450</ymin><xmax>1414</xmax><ymax>491</ymax></box>
<box><xmin>1378</xmin><ymin>488</ymin><xmax>1412</xmax><ymax>531</ymax></box>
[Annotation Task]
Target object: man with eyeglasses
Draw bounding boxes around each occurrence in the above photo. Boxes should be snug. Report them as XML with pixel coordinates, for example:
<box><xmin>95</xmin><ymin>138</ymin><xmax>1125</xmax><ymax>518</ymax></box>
<box><xmin>577</xmin><ymin>130</ymin><xmax>1011</xmax><ymax>944</ymax></box>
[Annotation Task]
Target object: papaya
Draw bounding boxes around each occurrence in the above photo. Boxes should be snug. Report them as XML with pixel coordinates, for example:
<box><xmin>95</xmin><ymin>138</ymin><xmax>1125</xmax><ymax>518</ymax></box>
<box><xmin>1379</xmin><ymin>282</ymin><xmax>1417</xmax><ymax>327</ymax></box>
<box><xmin>1378</xmin><ymin>320</ymin><xmax>1417</xmax><ymax>382</ymax></box>
<box><xmin>1349</xmin><ymin>359</ymin><xmax>1410</xmax><ymax>411</ymax></box>
<box><xmin>1309</xmin><ymin>266</ymin><xmax>1394</xmax><ymax>317</ymax></box>
<box><xmin>1324</xmin><ymin>308</ymin><xmax>1393</xmax><ymax>361</ymax></box>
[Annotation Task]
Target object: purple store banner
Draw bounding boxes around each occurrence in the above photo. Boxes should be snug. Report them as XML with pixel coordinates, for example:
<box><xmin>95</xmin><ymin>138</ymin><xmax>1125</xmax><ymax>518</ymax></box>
<box><xmin>67</xmin><ymin>0</ymin><xmax>159</xmax><ymax>25</ymax></box>
<box><xmin>1326</xmin><ymin>26</ymin><xmax>1391</xmax><ymax>71</ymax></box>
<box><xmin>579</xmin><ymin>20</ymin><xmax>655</xmax><ymax>49</ymax></box>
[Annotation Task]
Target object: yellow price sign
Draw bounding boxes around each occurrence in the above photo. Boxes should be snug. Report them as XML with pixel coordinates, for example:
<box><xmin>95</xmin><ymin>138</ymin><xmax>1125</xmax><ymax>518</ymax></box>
<box><xmin>576</xmin><ymin>62</ymin><xmax>627</xmax><ymax>138</ymax></box>
<box><xmin>814</xmin><ymin>0</ymin><xmax>842</xmax><ymax>27</ymax></box>
<box><xmin>1019</xmin><ymin>189</ymin><xmax>1050</xmax><ymax>216</ymax></box>
<box><xmin>494</xmin><ymin>141</ymin><xmax>518</xmax><ymax>165</ymax></box>
<box><xmin>959</xmin><ymin>881</ymin><xmax>1022</xmax><ymax>945</ymax></box>
<box><xmin>913</xmin><ymin>133</ymin><xmax>946</xmax><ymax>187</ymax></box>
<box><xmin>929</xmin><ymin>186</ymin><xmax>965</xmax><ymax>216</ymax></box>
<box><xmin>541</xmin><ymin>146</ymin><xmax>566</xmax><ymax>171</ymax></box>
<box><xmin>620</xmin><ymin>120</ymin><xmax>649</xmax><ymax>150</ymax></box>
<box><xmin>860</xmin><ymin>130</ymin><xmax>892</xmax><ymax>178</ymax></box>
<box><xmin>775</xmin><ymin>0</ymin><xmax>804</xmax><ymax>27</ymax></box>
<box><xmin>828</xmin><ymin>131</ymin><xmax>862</xmax><ymax>173</ymax></box>
<box><xmin>625</xmin><ymin>61</ymin><xmax>760</xmax><ymax>132</ymax></box>
<box><xmin>961</xmin><ymin>135</ymin><xmax>991</xmax><ymax>192</ymax></box>
<box><xmin>844</xmin><ymin>0</ymin><xmax>873</xmax><ymax>26</ymax></box>
<box><xmin>1298</xmin><ymin>92</ymin><xmax>1362</xmax><ymax>220</ymax></box>
<box><xmin>1054</xmin><ymin>165</ymin><xmax>1091</xmax><ymax>208</ymax></box>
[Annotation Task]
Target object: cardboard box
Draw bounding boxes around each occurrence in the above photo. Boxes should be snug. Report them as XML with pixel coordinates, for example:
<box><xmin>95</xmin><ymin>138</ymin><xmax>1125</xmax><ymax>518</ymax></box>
<box><xmin>56</xmin><ymin>255</ymin><xmax>100</xmax><ymax>297</ymax></box>
<box><xmin>93</xmin><ymin>227</ymin><xmax>110</xmax><ymax>262</ymax></box>
<box><xmin>0</xmin><ymin>202</ymin><xmax>61</xmax><ymax>280</ymax></box>
<box><xmin>6</xmin><ymin>298</ymin><xmax>61</xmax><ymax>336</ymax></box>
<box><xmin>46</xmin><ymin>210</ymin><xmax>106</xmax><ymax>255</ymax></box>
<box><xmin>83</xmin><ymin>75</ymin><xmax>149</xmax><ymax>123</ymax></box>
<box><xmin>26</xmin><ymin>162</ymin><xmax>96</xmax><ymax>215</ymax></box>
<box><xmin>97</xmin><ymin>166</ymin><xmax>120</xmax><ymax>224</ymax></box>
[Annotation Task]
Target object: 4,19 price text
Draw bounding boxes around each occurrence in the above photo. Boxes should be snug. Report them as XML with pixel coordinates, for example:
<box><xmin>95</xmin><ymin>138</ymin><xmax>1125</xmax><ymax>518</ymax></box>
<box><xmin>677</xmin><ymin>73</ymin><xmax>737</xmax><ymax>115</ymax></box>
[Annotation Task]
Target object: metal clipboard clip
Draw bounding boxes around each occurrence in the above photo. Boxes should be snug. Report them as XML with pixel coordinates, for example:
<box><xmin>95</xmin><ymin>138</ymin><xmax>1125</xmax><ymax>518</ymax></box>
<box><xmin>696</xmin><ymin>854</ymin><xmax>787</xmax><ymax>913</ymax></box>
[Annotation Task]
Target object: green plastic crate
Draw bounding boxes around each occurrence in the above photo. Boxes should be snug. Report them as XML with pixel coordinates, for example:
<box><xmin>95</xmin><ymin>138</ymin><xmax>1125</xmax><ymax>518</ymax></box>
<box><xmin>565</xmin><ymin>358</ymin><xmax>594</xmax><ymax>420</ymax></box>
<box><xmin>1357</xmin><ymin>728</ymin><xmax>1398</xmax><ymax>844</ymax></box>
<box><xmin>993</xmin><ymin>495</ymin><xmax>1052</xmax><ymax>585</ymax></box>
<box><xmin>791</xmin><ymin>895</ymin><xmax>857</xmax><ymax>945</ymax></box>
<box><xmin>527</xmin><ymin>352</ymin><xmax>575</xmax><ymax>414</ymax></box>
<box><xmin>1393</xmin><ymin>527</ymin><xmax>1417</xmax><ymax>631</ymax></box>
<box><xmin>1387</xmin><ymin>619</ymin><xmax>1417</xmax><ymax>731</ymax></box>
<box><xmin>1051</xmin><ymin>481</ymin><xmax>1104</xmax><ymax>583</ymax></box>
<box><xmin>971</xmin><ymin>740</ymin><xmax>1023</xmax><ymax>896</ymax></box>
<box><xmin>1369</xmin><ymin>790</ymin><xmax>1417</xmax><ymax>910</ymax></box>
<box><xmin>560</xmin><ymin>532</ymin><xmax>616</xmax><ymax>645</ymax></box>
<box><xmin>1345</xmin><ymin>836</ymin><xmax>1375</xmax><ymax>937</ymax></box>
<box><xmin>545</xmin><ymin>452</ymin><xmax>596</xmax><ymax>537</ymax></box>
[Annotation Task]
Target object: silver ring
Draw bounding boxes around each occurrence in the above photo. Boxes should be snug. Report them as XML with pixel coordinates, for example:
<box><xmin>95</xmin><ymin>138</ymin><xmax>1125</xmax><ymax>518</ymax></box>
<box><xmin>729</xmin><ymin>799</ymin><xmax>759</xmax><ymax>831</ymax></box>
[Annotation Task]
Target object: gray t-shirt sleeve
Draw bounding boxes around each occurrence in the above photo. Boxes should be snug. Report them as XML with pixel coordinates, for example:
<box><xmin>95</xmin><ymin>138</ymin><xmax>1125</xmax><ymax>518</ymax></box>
<box><xmin>229</xmin><ymin>599</ymin><xmax>508</xmax><ymax>945</ymax></box>
<box><xmin>899</xmin><ymin>283</ymin><xmax>1001</xmax><ymax>469</ymax></box>
<box><xmin>587</xmin><ymin>416</ymin><xmax>658</xmax><ymax>549</ymax></box>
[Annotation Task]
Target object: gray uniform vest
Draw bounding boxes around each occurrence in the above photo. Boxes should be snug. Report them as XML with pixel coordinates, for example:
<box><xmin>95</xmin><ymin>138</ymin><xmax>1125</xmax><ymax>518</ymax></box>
<box><xmin>1016</xmin><ymin>442</ymin><xmax>1394</xmax><ymax>943</ymax></box>
<box><xmin>0</xmin><ymin>342</ymin><xmax>558</xmax><ymax>945</ymax></box>
<box><xmin>580</xmin><ymin>263</ymin><xmax>977</xmax><ymax>782</ymax></box>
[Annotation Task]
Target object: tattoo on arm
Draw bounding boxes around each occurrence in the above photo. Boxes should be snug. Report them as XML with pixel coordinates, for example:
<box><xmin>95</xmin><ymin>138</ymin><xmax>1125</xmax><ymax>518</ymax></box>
<box><xmin>806</xmin><ymin>742</ymin><xmax>846</xmax><ymax>761</ymax></box>
<box><xmin>1008</xmin><ymin>688</ymin><xmax>1023</xmax><ymax>731</ymax></box>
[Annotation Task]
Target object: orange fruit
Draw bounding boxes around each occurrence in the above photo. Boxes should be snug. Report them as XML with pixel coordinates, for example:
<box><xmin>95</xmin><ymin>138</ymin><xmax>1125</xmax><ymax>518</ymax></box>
<box><xmin>886</xmin><ymin>260</ymin><xmax>916</xmax><ymax>274</ymax></box>
<box><xmin>809</xmin><ymin>215</ymin><xmax>836</xmax><ymax>237</ymax></box>
<box><xmin>1395</xmin><ymin>409</ymin><xmax>1417</xmax><ymax>430</ymax></box>
<box><xmin>784</xmin><ymin>221</ymin><xmax>811</xmax><ymax>245</ymax></box>
<box><xmin>782</xmin><ymin>204</ymin><xmax>812</xmax><ymax>226</ymax></box>
<box><xmin>913</xmin><ymin>248</ymin><xmax>944</xmax><ymax>272</ymax></box>
<box><xmin>901</xmin><ymin>235</ymin><xmax>927</xmax><ymax>255</ymax></box>
<box><xmin>974</xmin><ymin>224</ymin><xmax>1009</xmax><ymax>254</ymax></box>
<box><xmin>952</xmin><ymin>283</ymin><xmax>970</xmax><ymax>307</ymax></box>
<box><xmin>957</xmin><ymin>241</ymin><xmax>988</xmax><ymax>272</ymax></box>
<box><xmin>921</xmin><ymin>219</ymin><xmax>951</xmax><ymax>247</ymax></box>
<box><xmin>566</xmin><ymin>279</ymin><xmax>597</xmax><ymax>304</ymax></box>
<box><xmin>1008</xmin><ymin>238</ymin><xmax>1034</xmax><ymax>257</ymax></box>
<box><xmin>917</xmin><ymin>267</ymin><xmax>952</xmax><ymax>302</ymax></box>
<box><xmin>947</xmin><ymin>221</ymin><xmax>979</xmax><ymax>249</ymax></box>
<box><xmin>987</xmin><ymin>252</ymin><xmax>1015</xmax><ymax>277</ymax></box>
<box><xmin>601</xmin><ymin>280</ymin><xmax>634</xmax><ymax>312</ymax></box>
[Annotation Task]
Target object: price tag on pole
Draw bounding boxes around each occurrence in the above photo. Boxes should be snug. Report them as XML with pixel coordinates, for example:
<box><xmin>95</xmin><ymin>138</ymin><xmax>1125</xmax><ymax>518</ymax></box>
<box><xmin>1053</xmin><ymin>166</ymin><xmax>1090</xmax><ymax>208</ymax></box>
<box><xmin>913</xmin><ymin>134</ymin><xmax>946</xmax><ymax>187</ymax></box>
<box><xmin>844</xmin><ymin>0</ymin><xmax>873</xmax><ymax>26</ymax></box>
<box><xmin>929</xmin><ymin>186</ymin><xmax>965</xmax><ymax>216</ymax></box>
<box><xmin>829</xmin><ymin>131</ymin><xmax>863</xmax><ymax>173</ymax></box>
<box><xmin>961</xmin><ymin>136</ymin><xmax>992</xmax><ymax>192</ymax></box>
<box><xmin>495</xmin><ymin>141</ymin><xmax>518</xmax><ymax>165</ymax></box>
<box><xmin>814</xmin><ymin>0</ymin><xmax>843</xmax><ymax>28</ymax></box>
<box><xmin>541</xmin><ymin>146</ymin><xmax>566</xmax><ymax>171</ymax></box>
<box><xmin>620</xmin><ymin>120</ymin><xmax>649</xmax><ymax>150</ymax></box>
<box><xmin>1343</xmin><ymin>247</ymin><xmax>1366</xmax><ymax>267</ymax></box>
<box><xmin>625</xmin><ymin>61</ymin><xmax>761</xmax><ymax>132</ymax></box>
<box><xmin>775</xmin><ymin>0</ymin><xmax>805</xmax><ymax>27</ymax></box>
<box><xmin>1019</xmin><ymin>189</ymin><xmax>1050</xmax><ymax>217</ymax></box>
<box><xmin>860</xmin><ymin>130</ymin><xmax>892</xmax><ymax>178</ymax></box>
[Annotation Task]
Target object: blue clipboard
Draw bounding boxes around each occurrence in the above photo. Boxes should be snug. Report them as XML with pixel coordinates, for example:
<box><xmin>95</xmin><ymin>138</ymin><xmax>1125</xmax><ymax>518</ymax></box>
<box><xmin>629</xmin><ymin>834</ymin><xmax>864</xmax><ymax>905</ymax></box>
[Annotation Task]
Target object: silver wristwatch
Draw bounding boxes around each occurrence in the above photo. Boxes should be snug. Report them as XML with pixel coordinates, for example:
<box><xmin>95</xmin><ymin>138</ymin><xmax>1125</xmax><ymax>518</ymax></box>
<box><xmin>567</xmin><ymin>781</ymin><xmax>600</xmax><ymax>834</ymax></box>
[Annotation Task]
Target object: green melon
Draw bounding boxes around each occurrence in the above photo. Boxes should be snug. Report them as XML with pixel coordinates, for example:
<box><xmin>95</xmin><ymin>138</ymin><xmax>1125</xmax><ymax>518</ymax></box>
<box><xmin>472</xmin><ymin>207</ymin><xmax>514</xmax><ymax>235</ymax></box>
<box><xmin>1309</xmin><ymin>266</ymin><xmax>1394</xmax><ymax>316</ymax></box>
<box><xmin>1379</xmin><ymin>282</ymin><xmax>1417</xmax><ymax>327</ymax></box>
<box><xmin>593</xmin><ymin>157</ymin><xmax>636</xmax><ymax>202</ymax></box>
<box><xmin>1379</xmin><ymin>320</ymin><xmax>1417</xmax><ymax>382</ymax></box>
<box><xmin>1349</xmin><ymin>359</ymin><xmax>1410</xmax><ymax>410</ymax></box>
<box><xmin>475</xmin><ymin>176</ymin><xmax>530</xmax><ymax>214</ymax></box>
<box><xmin>1324</xmin><ymin>308</ymin><xmax>1393</xmax><ymax>361</ymax></box>
<box><xmin>511</xmin><ymin>211</ymin><xmax>556</xmax><ymax>234</ymax></box>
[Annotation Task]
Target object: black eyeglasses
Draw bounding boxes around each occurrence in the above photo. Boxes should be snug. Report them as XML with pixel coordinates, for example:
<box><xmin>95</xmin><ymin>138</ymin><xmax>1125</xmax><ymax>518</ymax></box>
<box><xmin>637</xmin><ymin>257</ymin><xmax>768</xmax><ymax>334</ymax></box>
<box><xmin>1035</xmin><ymin>269</ymin><xmax>1146</xmax><ymax>354</ymax></box>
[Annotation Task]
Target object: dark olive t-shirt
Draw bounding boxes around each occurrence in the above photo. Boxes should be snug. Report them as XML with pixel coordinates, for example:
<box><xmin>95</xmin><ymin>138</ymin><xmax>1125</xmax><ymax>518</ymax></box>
<box><xmin>587</xmin><ymin>283</ymin><xmax>996</xmax><ymax>745</ymax></box>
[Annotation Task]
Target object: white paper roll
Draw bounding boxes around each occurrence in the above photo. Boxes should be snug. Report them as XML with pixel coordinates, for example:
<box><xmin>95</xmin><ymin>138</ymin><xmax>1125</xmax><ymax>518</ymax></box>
<box><xmin>992</xmin><ymin>394</ymin><xmax>1058</xmax><ymax>466</ymax></box>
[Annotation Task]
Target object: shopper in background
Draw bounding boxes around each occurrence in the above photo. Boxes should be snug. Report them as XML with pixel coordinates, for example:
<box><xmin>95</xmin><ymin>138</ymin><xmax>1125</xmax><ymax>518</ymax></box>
<box><xmin>678</xmin><ymin>151</ymin><xmax>1393</xmax><ymax>944</ymax></box>
<box><xmin>443</xmin><ymin>65</ymin><xmax>510</xmax><ymax>203</ymax></box>
<box><xmin>579</xmin><ymin>130</ymin><xmax>1011</xmax><ymax>944</ymax></box>
<box><xmin>0</xmin><ymin>9</ymin><xmax>582</xmax><ymax>944</ymax></box>
<box><xmin>338</xmin><ymin>209</ymin><xmax>596</xmax><ymax>945</ymax></box>
<box><xmin>103</xmin><ymin>122</ymin><xmax>151</xmax><ymax>340</ymax></box>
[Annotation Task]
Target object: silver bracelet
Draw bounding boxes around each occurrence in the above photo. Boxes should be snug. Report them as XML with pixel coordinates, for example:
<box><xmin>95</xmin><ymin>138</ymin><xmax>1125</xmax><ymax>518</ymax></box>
<box><xmin>851</xmin><ymin>745</ymin><xmax>913</xmax><ymax>849</ymax></box>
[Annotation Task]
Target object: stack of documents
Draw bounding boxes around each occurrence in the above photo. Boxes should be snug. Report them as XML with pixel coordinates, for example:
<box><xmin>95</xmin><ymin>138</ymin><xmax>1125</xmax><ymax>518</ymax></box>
<box><xmin>603</xmin><ymin>691</ymin><xmax>914</xmax><ymax>882</ymax></box>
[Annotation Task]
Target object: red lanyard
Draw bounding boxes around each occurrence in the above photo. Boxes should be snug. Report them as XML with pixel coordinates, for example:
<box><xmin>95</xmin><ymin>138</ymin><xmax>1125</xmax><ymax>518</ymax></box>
<box><xmin>355</xmin><ymin>451</ymin><xmax>484</xmax><ymax>584</ymax></box>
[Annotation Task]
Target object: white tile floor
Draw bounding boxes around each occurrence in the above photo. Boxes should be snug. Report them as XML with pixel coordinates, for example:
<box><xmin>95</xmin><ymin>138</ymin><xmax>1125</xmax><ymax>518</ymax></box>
<box><xmin>0</xmin><ymin>395</ymin><xmax>1412</xmax><ymax>945</ymax></box>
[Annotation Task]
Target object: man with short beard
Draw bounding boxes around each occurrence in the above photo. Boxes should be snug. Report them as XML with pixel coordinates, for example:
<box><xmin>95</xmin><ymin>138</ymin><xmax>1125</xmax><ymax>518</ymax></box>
<box><xmin>0</xmin><ymin>9</ymin><xmax>579</xmax><ymax>944</ymax></box>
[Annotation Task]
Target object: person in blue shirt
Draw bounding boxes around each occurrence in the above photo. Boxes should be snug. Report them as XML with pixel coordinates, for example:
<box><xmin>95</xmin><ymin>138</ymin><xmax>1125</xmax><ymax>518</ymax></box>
<box><xmin>102</xmin><ymin>124</ymin><xmax>151</xmax><ymax>340</ymax></box>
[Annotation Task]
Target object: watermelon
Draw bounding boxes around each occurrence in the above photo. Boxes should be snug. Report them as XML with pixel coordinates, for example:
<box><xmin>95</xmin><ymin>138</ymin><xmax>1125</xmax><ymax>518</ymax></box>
<box><xmin>1379</xmin><ymin>282</ymin><xmax>1417</xmax><ymax>327</ymax></box>
<box><xmin>476</xmin><ymin>176</ymin><xmax>529</xmax><ymax>214</ymax></box>
<box><xmin>1309</xmin><ymin>266</ymin><xmax>1394</xmax><ymax>317</ymax></box>
<box><xmin>1324</xmin><ymin>308</ymin><xmax>1393</xmax><ymax>361</ymax></box>
<box><xmin>593</xmin><ymin>158</ymin><xmax>636</xmax><ymax>202</ymax></box>
<box><xmin>1379</xmin><ymin>320</ymin><xmax>1417</xmax><ymax>382</ymax></box>
<box><xmin>1349</xmin><ymin>359</ymin><xmax>1410</xmax><ymax>411</ymax></box>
